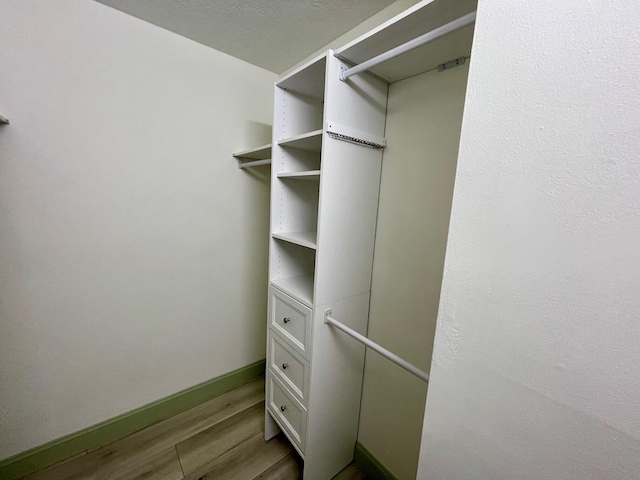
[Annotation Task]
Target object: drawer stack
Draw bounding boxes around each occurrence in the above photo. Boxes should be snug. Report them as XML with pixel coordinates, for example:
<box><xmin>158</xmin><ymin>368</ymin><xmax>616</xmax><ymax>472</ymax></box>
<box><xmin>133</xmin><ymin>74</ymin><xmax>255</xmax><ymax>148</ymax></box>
<box><xmin>266</xmin><ymin>286</ymin><xmax>311</xmax><ymax>455</ymax></box>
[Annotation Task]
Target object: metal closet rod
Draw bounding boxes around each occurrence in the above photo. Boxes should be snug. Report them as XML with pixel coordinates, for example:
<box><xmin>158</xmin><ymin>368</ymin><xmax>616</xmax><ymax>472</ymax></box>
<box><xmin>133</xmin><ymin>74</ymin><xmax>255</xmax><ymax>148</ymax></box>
<box><xmin>237</xmin><ymin>159</ymin><xmax>271</xmax><ymax>169</ymax></box>
<box><xmin>324</xmin><ymin>311</ymin><xmax>430</xmax><ymax>382</ymax></box>
<box><xmin>339</xmin><ymin>11</ymin><xmax>477</xmax><ymax>82</ymax></box>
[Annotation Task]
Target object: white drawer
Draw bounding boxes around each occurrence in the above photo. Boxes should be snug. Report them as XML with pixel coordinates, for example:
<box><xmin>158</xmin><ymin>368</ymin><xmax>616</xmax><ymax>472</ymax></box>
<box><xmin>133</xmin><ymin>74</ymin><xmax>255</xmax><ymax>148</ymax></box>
<box><xmin>270</xmin><ymin>286</ymin><xmax>312</xmax><ymax>359</ymax></box>
<box><xmin>267</xmin><ymin>372</ymin><xmax>307</xmax><ymax>452</ymax></box>
<box><xmin>268</xmin><ymin>331</ymin><xmax>309</xmax><ymax>405</ymax></box>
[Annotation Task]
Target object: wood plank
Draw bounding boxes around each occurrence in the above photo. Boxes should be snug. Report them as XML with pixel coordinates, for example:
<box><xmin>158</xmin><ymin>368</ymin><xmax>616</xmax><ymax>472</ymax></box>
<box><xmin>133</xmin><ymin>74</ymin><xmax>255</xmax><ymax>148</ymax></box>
<box><xmin>25</xmin><ymin>380</ymin><xmax>264</xmax><ymax>480</ymax></box>
<box><xmin>253</xmin><ymin>453</ymin><xmax>302</xmax><ymax>480</ymax></box>
<box><xmin>176</xmin><ymin>402</ymin><xmax>265</xmax><ymax>475</ymax></box>
<box><xmin>110</xmin><ymin>447</ymin><xmax>183</xmax><ymax>480</ymax></box>
<box><xmin>21</xmin><ymin>451</ymin><xmax>88</xmax><ymax>478</ymax></box>
<box><xmin>183</xmin><ymin>434</ymin><xmax>292</xmax><ymax>480</ymax></box>
<box><xmin>332</xmin><ymin>465</ymin><xmax>367</xmax><ymax>480</ymax></box>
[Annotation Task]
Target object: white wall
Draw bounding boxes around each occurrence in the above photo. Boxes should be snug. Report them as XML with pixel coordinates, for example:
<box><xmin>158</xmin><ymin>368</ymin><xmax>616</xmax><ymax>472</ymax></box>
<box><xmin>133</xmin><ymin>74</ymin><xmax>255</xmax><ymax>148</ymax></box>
<box><xmin>0</xmin><ymin>0</ymin><xmax>276</xmax><ymax>461</ymax></box>
<box><xmin>357</xmin><ymin>63</ymin><xmax>468</xmax><ymax>480</ymax></box>
<box><xmin>418</xmin><ymin>1</ymin><xmax>640</xmax><ymax>479</ymax></box>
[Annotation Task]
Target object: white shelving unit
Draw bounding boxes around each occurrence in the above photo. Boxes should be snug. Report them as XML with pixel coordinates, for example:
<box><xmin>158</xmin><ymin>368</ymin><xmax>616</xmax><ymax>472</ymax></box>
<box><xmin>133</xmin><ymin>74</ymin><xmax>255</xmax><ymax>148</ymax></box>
<box><xmin>265</xmin><ymin>46</ymin><xmax>388</xmax><ymax>479</ymax></box>
<box><xmin>258</xmin><ymin>0</ymin><xmax>477</xmax><ymax>477</ymax></box>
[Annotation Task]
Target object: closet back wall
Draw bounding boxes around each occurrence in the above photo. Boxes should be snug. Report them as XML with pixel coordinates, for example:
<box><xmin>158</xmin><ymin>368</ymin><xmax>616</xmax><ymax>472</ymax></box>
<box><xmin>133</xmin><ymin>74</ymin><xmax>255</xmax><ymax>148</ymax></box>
<box><xmin>359</xmin><ymin>62</ymin><xmax>469</xmax><ymax>480</ymax></box>
<box><xmin>0</xmin><ymin>0</ymin><xmax>276</xmax><ymax>460</ymax></box>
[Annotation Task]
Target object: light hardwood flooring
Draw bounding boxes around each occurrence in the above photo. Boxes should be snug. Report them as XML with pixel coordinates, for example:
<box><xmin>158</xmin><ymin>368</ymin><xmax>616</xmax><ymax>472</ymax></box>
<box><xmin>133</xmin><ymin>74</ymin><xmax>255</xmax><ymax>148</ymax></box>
<box><xmin>22</xmin><ymin>379</ymin><xmax>366</xmax><ymax>480</ymax></box>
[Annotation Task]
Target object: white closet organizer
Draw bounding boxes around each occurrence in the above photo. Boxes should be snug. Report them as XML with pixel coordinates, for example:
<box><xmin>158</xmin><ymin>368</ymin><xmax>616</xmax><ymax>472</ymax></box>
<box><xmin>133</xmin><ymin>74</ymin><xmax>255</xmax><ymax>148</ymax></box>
<box><xmin>264</xmin><ymin>50</ymin><xmax>387</xmax><ymax>479</ymax></box>
<box><xmin>263</xmin><ymin>0</ymin><xmax>477</xmax><ymax>478</ymax></box>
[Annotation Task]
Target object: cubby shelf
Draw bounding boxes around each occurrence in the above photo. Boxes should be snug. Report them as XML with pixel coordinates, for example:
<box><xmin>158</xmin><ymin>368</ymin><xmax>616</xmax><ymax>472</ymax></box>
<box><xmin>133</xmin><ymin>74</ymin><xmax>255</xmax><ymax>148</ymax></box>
<box><xmin>272</xmin><ymin>231</ymin><xmax>317</xmax><ymax>250</ymax></box>
<box><xmin>271</xmin><ymin>275</ymin><xmax>314</xmax><ymax>307</ymax></box>
<box><xmin>277</xmin><ymin>130</ymin><xmax>322</xmax><ymax>153</ymax></box>
<box><xmin>277</xmin><ymin>171</ymin><xmax>321</xmax><ymax>181</ymax></box>
<box><xmin>266</xmin><ymin>48</ymin><xmax>388</xmax><ymax>479</ymax></box>
<box><xmin>277</xmin><ymin>53</ymin><xmax>327</xmax><ymax>100</ymax></box>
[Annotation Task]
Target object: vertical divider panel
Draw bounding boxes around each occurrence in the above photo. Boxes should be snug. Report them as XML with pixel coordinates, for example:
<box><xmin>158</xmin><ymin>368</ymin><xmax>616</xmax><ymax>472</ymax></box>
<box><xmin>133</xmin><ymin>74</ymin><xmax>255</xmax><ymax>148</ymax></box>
<box><xmin>314</xmin><ymin>54</ymin><xmax>388</xmax><ymax>307</ymax></box>
<box><xmin>303</xmin><ymin>52</ymin><xmax>389</xmax><ymax>480</ymax></box>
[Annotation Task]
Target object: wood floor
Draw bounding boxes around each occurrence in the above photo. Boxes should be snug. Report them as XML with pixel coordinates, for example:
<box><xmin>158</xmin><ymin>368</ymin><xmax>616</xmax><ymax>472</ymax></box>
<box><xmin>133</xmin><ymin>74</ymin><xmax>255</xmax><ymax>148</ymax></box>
<box><xmin>22</xmin><ymin>379</ymin><xmax>366</xmax><ymax>480</ymax></box>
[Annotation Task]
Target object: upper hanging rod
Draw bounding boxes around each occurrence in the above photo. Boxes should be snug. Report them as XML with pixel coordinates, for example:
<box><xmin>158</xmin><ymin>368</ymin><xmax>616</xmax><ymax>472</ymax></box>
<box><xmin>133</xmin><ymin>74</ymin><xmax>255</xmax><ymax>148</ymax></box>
<box><xmin>324</xmin><ymin>311</ymin><xmax>430</xmax><ymax>382</ymax></box>
<box><xmin>339</xmin><ymin>11</ymin><xmax>477</xmax><ymax>82</ymax></box>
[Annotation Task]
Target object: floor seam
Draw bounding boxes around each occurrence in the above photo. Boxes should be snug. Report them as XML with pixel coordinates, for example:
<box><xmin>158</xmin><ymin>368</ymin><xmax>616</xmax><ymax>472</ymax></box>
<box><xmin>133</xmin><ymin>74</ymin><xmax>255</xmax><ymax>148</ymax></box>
<box><xmin>175</xmin><ymin>445</ymin><xmax>186</xmax><ymax>478</ymax></box>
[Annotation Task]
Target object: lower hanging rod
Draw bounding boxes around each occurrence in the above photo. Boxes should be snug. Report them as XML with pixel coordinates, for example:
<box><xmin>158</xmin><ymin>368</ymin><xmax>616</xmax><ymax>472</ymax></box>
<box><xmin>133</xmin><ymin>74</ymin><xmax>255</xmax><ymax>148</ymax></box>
<box><xmin>324</xmin><ymin>311</ymin><xmax>429</xmax><ymax>382</ymax></box>
<box><xmin>339</xmin><ymin>11</ymin><xmax>477</xmax><ymax>82</ymax></box>
<box><xmin>237</xmin><ymin>158</ymin><xmax>271</xmax><ymax>169</ymax></box>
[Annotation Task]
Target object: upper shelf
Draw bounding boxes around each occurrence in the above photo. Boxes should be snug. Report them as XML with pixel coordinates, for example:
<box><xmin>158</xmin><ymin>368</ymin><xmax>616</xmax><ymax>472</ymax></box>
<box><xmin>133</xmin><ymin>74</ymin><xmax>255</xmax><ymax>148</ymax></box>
<box><xmin>277</xmin><ymin>130</ymin><xmax>323</xmax><ymax>153</ymax></box>
<box><xmin>335</xmin><ymin>0</ymin><xmax>477</xmax><ymax>84</ymax></box>
<box><xmin>233</xmin><ymin>143</ymin><xmax>271</xmax><ymax>160</ymax></box>
<box><xmin>277</xmin><ymin>53</ymin><xmax>326</xmax><ymax>101</ymax></box>
<box><xmin>0</xmin><ymin>114</ymin><xmax>9</xmax><ymax>125</ymax></box>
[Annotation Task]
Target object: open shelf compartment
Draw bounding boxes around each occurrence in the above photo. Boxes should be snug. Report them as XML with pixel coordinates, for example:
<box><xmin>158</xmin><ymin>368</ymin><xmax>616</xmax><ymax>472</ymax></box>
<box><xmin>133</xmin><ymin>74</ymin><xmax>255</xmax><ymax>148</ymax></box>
<box><xmin>272</xmin><ymin>231</ymin><xmax>317</xmax><ymax>250</ymax></box>
<box><xmin>271</xmin><ymin>275</ymin><xmax>314</xmax><ymax>308</ymax></box>
<box><xmin>277</xmin><ymin>53</ymin><xmax>327</xmax><ymax>101</ymax></box>
<box><xmin>278</xmin><ymin>130</ymin><xmax>323</xmax><ymax>153</ymax></box>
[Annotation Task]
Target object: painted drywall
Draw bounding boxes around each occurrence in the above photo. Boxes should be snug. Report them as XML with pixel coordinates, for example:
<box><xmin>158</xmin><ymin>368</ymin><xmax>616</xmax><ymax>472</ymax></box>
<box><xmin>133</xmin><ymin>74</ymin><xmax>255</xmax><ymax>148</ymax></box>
<box><xmin>357</xmin><ymin>63</ymin><xmax>469</xmax><ymax>480</ymax></box>
<box><xmin>0</xmin><ymin>0</ymin><xmax>276</xmax><ymax>461</ymax></box>
<box><xmin>418</xmin><ymin>1</ymin><xmax>640</xmax><ymax>479</ymax></box>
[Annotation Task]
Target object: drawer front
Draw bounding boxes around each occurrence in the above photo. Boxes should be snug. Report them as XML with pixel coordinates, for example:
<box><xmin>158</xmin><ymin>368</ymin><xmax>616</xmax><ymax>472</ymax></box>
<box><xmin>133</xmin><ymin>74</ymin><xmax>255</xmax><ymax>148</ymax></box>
<box><xmin>267</xmin><ymin>372</ymin><xmax>306</xmax><ymax>451</ymax></box>
<box><xmin>269</xmin><ymin>331</ymin><xmax>309</xmax><ymax>405</ymax></box>
<box><xmin>270</xmin><ymin>286</ymin><xmax>312</xmax><ymax>359</ymax></box>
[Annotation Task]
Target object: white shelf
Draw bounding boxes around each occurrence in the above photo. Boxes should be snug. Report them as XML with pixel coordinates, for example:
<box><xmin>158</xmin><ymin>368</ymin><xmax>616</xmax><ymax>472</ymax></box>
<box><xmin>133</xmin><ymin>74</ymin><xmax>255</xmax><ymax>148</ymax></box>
<box><xmin>335</xmin><ymin>0</ymin><xmax>476</xmax><ymax>83</ymax></box>
<box><xmin>277</xmin><ymin>170</ymin><xmax>321</xmax><ymax>181</ymax></box>
<box><xmin>0</xmin><ymin>114</ymin><xmax>9</xmax><ymax>125</ymax></box>
<box><xmin>277</xmin><ymin>53</ymin><xmax>327</xmax><ymax>101</ymax></box>
<box><xmin>278</xmin><ymin>130</ymin><xmax>323</xmax><ymax>153</ymax></box>
<box><xmin>272</xmin><ymin>231</ymin><xmax>317</xmax><ymax>250</ymax></box>
<box><xmin>271</xmin><ymin>275</ymin><xmax>314</xmax><ymax>307</ymax></box>
<box><xmin>233</xmin><ymin>143</ymin><xmax>272</xmax><ymax>160</ymax></box>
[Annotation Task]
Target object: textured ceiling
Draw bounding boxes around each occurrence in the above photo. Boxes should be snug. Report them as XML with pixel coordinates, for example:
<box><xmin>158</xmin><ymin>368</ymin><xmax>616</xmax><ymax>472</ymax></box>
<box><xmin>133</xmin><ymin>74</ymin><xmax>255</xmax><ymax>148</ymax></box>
<box><xmin>95</xmin><ymin>0</ymin><xmax>396</xmax><ymax>73</ymax></box>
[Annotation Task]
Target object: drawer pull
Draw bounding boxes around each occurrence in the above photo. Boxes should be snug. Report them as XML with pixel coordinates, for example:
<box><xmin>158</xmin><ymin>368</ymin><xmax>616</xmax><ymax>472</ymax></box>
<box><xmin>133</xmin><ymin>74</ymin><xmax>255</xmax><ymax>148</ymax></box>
<box><xmin>282</xmin><ymin>362</ymin><xmax>289</xmax><ymax>369</ymax></box>
<box><xmin>280</xmin><ymin>405</ymin><xmax>287</xmax><ymax>412</ymax></box>
<box><xmin>283</xmin><ymin>317</ymin><xmax>291</xmax><ymax>324</ymax></box>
